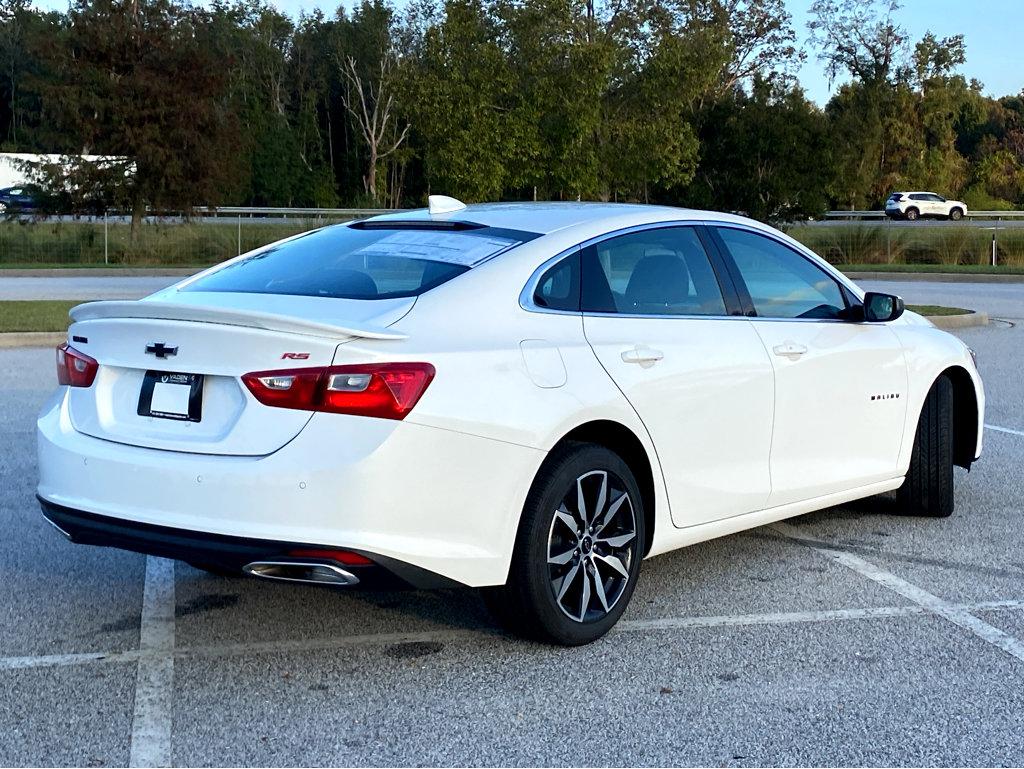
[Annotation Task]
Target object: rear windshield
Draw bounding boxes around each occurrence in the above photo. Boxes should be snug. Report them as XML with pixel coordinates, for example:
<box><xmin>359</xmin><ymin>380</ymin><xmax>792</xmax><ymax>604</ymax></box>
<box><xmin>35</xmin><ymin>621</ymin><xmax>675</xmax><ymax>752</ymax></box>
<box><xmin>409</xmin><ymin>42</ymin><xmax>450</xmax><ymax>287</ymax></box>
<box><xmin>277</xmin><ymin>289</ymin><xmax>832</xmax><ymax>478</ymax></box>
<box><xmin>888</xmin><ymin>193</ymin><xmax>904</xmax><ymax>201</ymax></box>
<box><xmin>183</xmin><ymin>224</ymin><xmax>527</xmax><ymax>300</ymax></box>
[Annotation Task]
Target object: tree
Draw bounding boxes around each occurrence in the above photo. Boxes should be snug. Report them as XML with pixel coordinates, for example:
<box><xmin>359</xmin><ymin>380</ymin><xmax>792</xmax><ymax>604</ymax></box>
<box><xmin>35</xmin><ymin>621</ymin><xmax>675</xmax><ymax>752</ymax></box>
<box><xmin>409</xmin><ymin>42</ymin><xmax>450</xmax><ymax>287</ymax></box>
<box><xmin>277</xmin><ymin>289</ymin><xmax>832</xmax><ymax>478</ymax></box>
<box><xmin>686</xmin><ymin>0</ymin><xmax>803</xmax><ymax>98</ymax></box>
<box><xmin>0</xmin><ymin>0</ymin><xmax>56</xmax><ymax>149</ymax></box>
<box><xmin>339</xmin><ymin>52</ymin><xmax>409</xmax><ymax>202</ymax></box>
<box><xmin>808</xmin><ymin>0</ymin><xmax>907</xmax><ymax>86</ymax></box>
<box><xmin>401</xmin><ymin>0</ymin><xmax>523</xmax><ymax>201</ymax></box>
<box><xmin>26</xmin><ymin>0</ymin><xmax>242</xmax><ymax>234</ymax></box>
<box><xmin>686</xmin><ymin>78</ymin><xmax>833</xmax><ymax>219</ymax></box>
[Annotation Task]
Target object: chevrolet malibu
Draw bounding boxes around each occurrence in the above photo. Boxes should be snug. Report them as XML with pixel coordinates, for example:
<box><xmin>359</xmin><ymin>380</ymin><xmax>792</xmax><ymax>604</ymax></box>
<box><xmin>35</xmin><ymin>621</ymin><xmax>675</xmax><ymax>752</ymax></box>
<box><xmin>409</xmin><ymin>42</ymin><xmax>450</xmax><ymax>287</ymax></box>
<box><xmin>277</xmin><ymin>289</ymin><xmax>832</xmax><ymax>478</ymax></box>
<box><xmin>37</xmin><ymin>198</ymin><xmax>984</xmax><ymax>645</ymax></box>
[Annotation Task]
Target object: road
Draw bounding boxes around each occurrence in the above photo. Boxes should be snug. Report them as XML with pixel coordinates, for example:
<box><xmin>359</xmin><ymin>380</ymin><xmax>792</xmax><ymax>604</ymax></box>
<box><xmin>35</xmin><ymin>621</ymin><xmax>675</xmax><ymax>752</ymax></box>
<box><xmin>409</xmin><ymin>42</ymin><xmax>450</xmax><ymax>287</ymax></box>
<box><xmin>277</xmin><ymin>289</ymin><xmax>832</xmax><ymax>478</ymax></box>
<box><xmin>1</xmin><ymin>280</ymin><xmax>1023</xmax><ymax>765</ymax></box>
<box><xmin>0</xmin><ymin>275</ymin><xmax>181</xmax><ymax>300</ymax></box>
<box><xmin>858</xmin><ymin>279</ymin><xmax>1024</xmax><ymax>320</ymax></box>
<box><xmin>806</xmin><ymin>218</ymin><xmax>1024</xmax><ymax>228</ymax></box>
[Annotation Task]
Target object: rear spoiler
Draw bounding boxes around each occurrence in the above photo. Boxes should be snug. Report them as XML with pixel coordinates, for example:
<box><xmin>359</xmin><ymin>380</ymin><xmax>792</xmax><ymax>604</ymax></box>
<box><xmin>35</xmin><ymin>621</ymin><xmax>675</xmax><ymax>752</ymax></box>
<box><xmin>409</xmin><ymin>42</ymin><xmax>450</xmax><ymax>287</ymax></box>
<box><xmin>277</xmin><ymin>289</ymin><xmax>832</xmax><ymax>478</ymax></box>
<box><xmin>69</xmin><ymin>300</ymin><xmax>407</xmax><ymax>341</ymax></box>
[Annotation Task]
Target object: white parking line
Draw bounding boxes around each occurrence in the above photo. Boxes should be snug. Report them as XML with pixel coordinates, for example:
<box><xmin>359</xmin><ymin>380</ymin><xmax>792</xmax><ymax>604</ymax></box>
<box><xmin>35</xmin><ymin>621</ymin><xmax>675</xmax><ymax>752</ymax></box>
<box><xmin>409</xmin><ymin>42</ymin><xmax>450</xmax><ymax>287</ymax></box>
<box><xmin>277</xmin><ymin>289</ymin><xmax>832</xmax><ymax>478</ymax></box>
<box><xmin>128</xmin><ymin>557</ymin><xmax>176</xmax><ymax>769</ymax></box>
<box><xmin>772</xmin><ymin>523</ymin><xmax>1024</xmax><ymax>663</ymax></box>
<box><xmin>986</xmin><ymin>423</ymin><xmax>1024</xmax><ymax>437</ymax></box>
<box><xmin>3</xmin><ymin>599</ymin><xmax>1023</xmax><ymax>673</ymax></box>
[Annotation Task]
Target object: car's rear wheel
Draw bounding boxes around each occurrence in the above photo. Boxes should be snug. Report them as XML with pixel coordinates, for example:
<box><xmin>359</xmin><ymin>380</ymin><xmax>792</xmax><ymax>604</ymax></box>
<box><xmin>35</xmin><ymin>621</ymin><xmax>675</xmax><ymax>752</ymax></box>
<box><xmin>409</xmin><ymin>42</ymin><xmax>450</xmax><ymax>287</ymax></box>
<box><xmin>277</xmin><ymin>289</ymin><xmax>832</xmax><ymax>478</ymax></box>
<box><xmin>949</xmin><ymin>207</ymin><xmax>964</xmax><ymax>221</ymax></box>
<box><xmin>905</xmin><ymin>207</ymin><xmax>920</xmax><ymax>221</ymax></box>
<box><xmin>483</xmin><ymin>442</ymin><xmax>644</xmax><ymax>645</ymax></box>
<box><xmin>896</xmin><ymin>376</ymin><xmax>954</xmax><ymax>517</ymax></box>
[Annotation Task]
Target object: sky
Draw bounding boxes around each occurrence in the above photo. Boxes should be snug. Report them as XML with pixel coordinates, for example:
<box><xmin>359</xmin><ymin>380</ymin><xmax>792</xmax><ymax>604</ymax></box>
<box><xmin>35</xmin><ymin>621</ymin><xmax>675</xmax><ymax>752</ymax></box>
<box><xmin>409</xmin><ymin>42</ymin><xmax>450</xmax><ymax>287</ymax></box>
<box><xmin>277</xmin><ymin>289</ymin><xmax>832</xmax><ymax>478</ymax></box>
<box><xmin>31</xmin><ymin>0</ymin><xmax>1024</xmax><ymax>106</ymax></box>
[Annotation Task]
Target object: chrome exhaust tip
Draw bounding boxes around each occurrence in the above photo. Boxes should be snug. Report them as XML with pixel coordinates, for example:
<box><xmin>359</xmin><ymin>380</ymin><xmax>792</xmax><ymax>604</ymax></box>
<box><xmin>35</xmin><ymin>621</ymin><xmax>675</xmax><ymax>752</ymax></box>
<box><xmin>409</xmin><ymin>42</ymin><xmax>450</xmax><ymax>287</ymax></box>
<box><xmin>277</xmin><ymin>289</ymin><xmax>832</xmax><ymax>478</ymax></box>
<box><xmin>242</xmin><ymin>561</ymin><xmax>360</xmax><ymax>586</ymax></box>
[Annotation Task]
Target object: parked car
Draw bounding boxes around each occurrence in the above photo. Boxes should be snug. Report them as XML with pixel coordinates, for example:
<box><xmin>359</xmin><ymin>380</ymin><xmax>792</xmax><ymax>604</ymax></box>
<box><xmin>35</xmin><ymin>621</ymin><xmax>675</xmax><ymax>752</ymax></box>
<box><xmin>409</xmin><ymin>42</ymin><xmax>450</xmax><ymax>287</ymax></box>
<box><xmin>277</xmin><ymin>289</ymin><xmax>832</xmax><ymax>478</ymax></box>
<box><xmin>0</xmin><ymin>185</ymin><xmax>39</xmax><ymax>214</ymax></box>
<box><xmin>37</xmin><ymin>198</ymin><xmax>984</xmax><ymax>645</ymax></box>
<box><xmin>885</xmin><ymin>191</ymin><xmax>967</xmax><ymax>221</ymax></box>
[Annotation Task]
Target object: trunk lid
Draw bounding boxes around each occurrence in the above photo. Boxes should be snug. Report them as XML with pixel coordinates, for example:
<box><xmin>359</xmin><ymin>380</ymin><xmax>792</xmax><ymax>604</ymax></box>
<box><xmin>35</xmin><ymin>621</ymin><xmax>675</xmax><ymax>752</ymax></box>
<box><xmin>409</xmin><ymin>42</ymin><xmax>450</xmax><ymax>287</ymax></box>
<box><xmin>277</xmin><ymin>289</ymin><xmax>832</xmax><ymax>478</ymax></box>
<box><xmin>65</xmin><ymin>293</ymin><xmax>413</xmax><ymax>456</ymax></box>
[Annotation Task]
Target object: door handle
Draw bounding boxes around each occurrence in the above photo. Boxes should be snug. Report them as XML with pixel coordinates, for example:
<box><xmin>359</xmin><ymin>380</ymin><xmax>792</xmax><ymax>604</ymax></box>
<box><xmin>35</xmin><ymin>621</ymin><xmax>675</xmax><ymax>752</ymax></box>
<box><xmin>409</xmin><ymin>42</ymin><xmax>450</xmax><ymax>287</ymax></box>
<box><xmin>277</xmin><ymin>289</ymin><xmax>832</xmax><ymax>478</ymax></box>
<box><xmin>621</xmin><ymin>345</ymin><xmax>664</xmax><ymax>367</ymax></box>
<box><xmin>772</xmin><ymin>342</ymin><xmax>808</xmax><ymax>360</ymax></box>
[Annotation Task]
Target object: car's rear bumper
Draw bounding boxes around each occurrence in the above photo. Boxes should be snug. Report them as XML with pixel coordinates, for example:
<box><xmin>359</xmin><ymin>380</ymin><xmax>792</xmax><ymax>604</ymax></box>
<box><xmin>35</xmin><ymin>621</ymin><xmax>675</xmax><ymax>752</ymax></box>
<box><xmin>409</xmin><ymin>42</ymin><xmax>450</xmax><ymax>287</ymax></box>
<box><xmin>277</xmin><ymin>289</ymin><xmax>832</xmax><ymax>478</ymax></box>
<box><xmin>38</xmin><ymin>496</ymin><xmax>455</xmax><ymax>589</ymax></box>
<box><xmin>37</xmin><ymin>388</ymin><xmax>545</xmax><ymax>587</ymax></box>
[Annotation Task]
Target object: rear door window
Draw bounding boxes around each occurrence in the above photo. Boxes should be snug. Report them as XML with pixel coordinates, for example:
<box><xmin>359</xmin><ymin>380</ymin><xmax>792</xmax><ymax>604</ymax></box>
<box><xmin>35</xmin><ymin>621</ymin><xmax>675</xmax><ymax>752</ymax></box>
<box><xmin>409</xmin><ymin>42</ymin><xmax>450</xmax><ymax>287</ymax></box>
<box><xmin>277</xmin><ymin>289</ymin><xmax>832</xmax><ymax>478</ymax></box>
<box><xmin>581</xmin><ymin>227</ymin><xmax>728</xmax><ymax>316</ymax></box>
<box><xmin>184</xmin><ymin>224</ymin><xmax>530</xmax><ymax>300</ymax></box>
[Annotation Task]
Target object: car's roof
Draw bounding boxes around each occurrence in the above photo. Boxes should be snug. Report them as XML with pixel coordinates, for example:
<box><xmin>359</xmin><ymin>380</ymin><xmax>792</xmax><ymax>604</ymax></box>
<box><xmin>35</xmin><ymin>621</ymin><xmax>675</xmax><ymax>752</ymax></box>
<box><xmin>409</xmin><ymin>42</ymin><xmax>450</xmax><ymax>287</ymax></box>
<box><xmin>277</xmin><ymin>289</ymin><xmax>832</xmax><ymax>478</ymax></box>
<box><xmin>365</xmin><ymin>201</ymin><xmax>754</xmax><ymax>237</ymax></box>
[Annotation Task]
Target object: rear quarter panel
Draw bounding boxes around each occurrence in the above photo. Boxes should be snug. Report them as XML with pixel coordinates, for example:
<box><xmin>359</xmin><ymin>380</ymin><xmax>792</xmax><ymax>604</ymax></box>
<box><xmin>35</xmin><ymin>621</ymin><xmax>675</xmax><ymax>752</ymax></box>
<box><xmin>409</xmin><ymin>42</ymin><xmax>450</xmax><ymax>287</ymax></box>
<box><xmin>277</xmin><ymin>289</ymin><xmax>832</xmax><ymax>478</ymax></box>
<box><xmin>337</xmin><ymin>232</ymin><xmax>675</xmax><ymax>557</ymax></box>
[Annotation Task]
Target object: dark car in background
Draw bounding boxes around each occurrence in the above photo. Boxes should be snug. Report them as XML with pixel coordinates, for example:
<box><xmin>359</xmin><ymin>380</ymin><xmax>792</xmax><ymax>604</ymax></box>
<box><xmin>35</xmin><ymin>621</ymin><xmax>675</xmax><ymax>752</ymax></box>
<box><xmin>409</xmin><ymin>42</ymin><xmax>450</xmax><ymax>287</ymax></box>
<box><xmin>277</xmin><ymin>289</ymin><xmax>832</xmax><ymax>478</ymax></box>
<box><xmin>0</xmin><ymin>185</ymin><xmax>40</xmax><ymax>214</ymax></box>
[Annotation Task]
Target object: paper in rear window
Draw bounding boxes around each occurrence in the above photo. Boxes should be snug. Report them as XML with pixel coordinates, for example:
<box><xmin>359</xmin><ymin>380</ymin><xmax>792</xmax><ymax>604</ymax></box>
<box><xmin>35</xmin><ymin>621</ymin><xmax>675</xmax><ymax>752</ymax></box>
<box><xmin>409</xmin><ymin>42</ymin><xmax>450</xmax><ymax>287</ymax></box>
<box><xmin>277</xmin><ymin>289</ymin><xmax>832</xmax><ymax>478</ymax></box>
<box><xmin>351</xmin><ymin>230</ymin><xmax>518</xmax><ymax>266</ymax></box>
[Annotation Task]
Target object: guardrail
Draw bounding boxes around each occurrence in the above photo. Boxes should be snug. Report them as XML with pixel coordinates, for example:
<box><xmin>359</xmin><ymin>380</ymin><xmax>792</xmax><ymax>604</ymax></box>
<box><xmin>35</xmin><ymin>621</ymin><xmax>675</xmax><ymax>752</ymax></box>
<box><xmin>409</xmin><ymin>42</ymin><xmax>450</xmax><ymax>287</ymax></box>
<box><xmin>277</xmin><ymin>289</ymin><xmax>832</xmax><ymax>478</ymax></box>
<box><xmin>195</xmin><ymin>206</ymin><xmax>400</xmax><ymax>218</ymax></box>
<box><xmin>825</xmin><ymin>210</ymin><xmax>1024</xmax><ymax>220</ymax></box>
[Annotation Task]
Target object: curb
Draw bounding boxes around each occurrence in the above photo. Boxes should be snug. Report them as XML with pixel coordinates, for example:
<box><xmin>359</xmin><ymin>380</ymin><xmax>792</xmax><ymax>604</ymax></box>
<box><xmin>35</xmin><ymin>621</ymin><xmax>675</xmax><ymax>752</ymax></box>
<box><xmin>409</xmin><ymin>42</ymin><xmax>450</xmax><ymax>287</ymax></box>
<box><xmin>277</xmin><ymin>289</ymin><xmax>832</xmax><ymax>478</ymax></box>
<box><xmin>0</xmin><ymin>331</ymin><xmax>66</xmax><ymax>348</ymax></box>
<box><xmin>846</xmin><ymin>271</ymin><xmax>1024</xmax><ymax>283</ymax></box>
<box><xmin>923</xmin><ymin>311</ymin><xmax>989</xmax><ymax>329</ymax></box>
<box><xmin>0</xmin><ymin>267</ymin><xmax>201</xmax><ymax>277</ymax></box>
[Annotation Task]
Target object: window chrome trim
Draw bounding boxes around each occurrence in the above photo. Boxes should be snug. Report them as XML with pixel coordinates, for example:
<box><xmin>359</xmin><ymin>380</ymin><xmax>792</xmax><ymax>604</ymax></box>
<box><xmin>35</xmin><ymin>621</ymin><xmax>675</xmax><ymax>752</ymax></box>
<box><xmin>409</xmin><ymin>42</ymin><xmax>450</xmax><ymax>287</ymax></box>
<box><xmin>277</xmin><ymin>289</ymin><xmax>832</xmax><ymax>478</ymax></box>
<box><xmin>519</xmin><ymin>218</ymin><xmax>864</xmax><ymax>321</ymax></box>
<box><xmin>518</xmin><ymin>245</ymin><xmax>583</xmax><ymax>316</ymax></box>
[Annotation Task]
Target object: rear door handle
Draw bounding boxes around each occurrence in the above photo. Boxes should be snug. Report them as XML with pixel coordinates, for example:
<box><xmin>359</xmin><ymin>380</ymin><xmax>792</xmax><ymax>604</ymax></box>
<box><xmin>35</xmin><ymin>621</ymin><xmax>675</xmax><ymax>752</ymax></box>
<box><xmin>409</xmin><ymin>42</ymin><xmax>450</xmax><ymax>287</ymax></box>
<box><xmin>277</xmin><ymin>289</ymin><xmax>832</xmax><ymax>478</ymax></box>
<box><xmin>772</xmin><ymin>342</ymin><xmax>808</xmax><ymax>360</ymax></box>
<box><xmin>621</xmin><ymin>345</ymin><xmax>664</xmax><ymax>367</ymax></box>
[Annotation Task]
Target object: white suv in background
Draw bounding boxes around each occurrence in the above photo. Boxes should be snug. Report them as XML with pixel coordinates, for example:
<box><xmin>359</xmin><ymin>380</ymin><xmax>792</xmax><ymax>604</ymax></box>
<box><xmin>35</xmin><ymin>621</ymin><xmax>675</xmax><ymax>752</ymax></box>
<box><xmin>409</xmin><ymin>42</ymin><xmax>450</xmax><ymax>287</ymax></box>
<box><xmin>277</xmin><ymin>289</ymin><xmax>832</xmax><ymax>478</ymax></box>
<box><xmin>885</xmin><ymin>192</ymin><xmax>967</xmax><ymax>221</ymax></box>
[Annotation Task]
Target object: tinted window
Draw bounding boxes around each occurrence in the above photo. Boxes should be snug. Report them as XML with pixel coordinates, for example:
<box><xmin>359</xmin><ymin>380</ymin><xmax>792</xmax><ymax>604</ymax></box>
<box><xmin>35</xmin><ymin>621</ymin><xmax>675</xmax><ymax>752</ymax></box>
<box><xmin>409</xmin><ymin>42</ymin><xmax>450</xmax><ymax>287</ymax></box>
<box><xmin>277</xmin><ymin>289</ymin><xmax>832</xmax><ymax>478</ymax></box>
<box><xmin>581</xmin><ymin>227</ymin><xmax>727</xmax><ymax>316</ymax></box>
<box><xmin>533</xmin><ymin>252</ymin><xmax>580</xmax><ymax>311</ymax></box>
<box><xmin>185</xmin><ymin>225</ymin><xmax>525</xmax><ymax>300</ymax></box>
<box><xmin>716</xmin><ymin>228</ymin><xmax>846</xmax><ymax>320</ymax></box>
<box><xmin>909</xmin><ymin>193</ymin><xmax>926</xmax><ymax>201</ymax></box>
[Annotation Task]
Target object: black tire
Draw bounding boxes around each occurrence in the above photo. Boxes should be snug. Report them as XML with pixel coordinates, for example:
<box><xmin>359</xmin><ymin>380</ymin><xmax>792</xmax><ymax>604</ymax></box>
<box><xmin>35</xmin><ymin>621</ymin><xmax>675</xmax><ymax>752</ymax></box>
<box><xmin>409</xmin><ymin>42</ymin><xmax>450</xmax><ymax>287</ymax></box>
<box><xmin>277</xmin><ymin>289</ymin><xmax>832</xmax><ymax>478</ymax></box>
<box><xmin>949</xmin><ymin>207</ymin><xmax>964</xmax><ymax>221</ymax></box>
<box><xmin>187</xmin><ymin>561</ymin><xmax>240</xmax><ymax>577</ymax></box>
<box><xmin>482</xmin><ymin>442</ymin><xmax>645</xmax><ymax>645</ymax></box>
<box><xmin>896</xmin><ymin>376</ymin><xmax>954</xmax><ymax>517</ymax></box>
<box><xmin>905</xmin><ymin>207</ymin><xmax>920</xmax><ymax>221</ymax></box>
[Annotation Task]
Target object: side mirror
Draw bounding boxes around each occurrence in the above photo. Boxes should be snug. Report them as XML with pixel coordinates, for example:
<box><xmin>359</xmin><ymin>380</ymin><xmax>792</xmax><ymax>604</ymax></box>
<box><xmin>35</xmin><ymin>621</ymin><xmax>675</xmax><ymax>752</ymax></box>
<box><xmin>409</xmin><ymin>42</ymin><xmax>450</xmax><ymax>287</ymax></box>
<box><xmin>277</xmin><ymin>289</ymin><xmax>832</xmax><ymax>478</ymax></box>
<box><xmin>862</xmin><ymin>292</ymin><xmax>904</xmax><ymax>322</ymax></box>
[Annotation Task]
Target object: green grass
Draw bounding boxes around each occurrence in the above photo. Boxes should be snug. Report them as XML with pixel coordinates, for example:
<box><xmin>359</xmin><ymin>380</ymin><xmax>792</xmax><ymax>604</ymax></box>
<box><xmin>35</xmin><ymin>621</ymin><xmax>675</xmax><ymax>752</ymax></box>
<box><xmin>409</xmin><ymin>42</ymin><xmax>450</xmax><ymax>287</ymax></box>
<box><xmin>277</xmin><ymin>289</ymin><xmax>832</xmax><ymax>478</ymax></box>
<box><xmin>0</xmin><ymin>262</ymin><xmax>206</xmax><ymax>270</ymax></box>
<box><xmin>4</xmin><ymin>219</ymin><xmax>1024</xmax><ymax>273</ymax></box>
<box><xmin>0</xmin><ymin>300</ymin><xmax>85</xmax><ymax>332</ymax></box>
<box><xmin>0</xmin><ymin>219</ymin><xmax>351</xmax><ymax>267</ymax></box>
<box><xmin>907</xmin><ymin>304</ymin><xmax>972</xmax><ymax>316</ymax></box>
<box><xmin>786</xmin><ymin>223</ymin><xmax>1024</xmax><ymax>269</ymax></box>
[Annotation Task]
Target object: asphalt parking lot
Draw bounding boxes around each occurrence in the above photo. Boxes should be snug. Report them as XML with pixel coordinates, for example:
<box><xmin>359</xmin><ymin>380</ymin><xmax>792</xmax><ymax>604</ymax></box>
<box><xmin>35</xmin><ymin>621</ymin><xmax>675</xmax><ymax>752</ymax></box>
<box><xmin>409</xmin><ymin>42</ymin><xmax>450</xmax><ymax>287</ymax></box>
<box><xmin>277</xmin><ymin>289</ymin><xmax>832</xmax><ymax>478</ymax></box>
<box><xmin>1</xmin><ymin>280</ymin><xmax>1023</xmax><ymax>766</ymax></box>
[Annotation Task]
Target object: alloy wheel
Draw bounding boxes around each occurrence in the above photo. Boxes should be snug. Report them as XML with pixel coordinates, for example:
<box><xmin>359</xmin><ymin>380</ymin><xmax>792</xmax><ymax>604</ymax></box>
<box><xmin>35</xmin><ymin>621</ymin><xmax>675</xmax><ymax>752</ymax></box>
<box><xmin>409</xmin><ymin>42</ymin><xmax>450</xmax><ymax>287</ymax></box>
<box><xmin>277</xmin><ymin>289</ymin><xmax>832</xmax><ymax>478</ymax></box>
<box><xmin>546</xmin><ymin>469</ymin><xmax>638</xmax><ymax>623</ymax></box>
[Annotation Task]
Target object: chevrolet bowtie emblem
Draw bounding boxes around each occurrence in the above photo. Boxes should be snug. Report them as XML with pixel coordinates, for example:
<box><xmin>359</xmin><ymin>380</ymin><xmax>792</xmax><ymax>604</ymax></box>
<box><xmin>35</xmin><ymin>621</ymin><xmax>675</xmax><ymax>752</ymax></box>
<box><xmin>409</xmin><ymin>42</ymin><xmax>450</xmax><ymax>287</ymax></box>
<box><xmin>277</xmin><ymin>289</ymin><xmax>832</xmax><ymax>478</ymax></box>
<box><xmin>145</xmin><ymin>342</ymin><xmax>178</xmax><ymax>359</ymax></box>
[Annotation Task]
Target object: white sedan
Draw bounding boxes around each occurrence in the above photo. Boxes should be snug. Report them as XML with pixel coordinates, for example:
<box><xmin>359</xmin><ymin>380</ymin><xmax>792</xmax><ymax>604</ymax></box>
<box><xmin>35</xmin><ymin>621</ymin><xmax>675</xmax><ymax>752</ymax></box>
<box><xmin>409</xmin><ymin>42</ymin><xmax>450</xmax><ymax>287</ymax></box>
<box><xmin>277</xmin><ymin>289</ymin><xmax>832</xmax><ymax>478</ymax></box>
<box><xmin>37</xmin><ymin>198</ymin><xmax>984</xmax><ymax>645</ymax></box>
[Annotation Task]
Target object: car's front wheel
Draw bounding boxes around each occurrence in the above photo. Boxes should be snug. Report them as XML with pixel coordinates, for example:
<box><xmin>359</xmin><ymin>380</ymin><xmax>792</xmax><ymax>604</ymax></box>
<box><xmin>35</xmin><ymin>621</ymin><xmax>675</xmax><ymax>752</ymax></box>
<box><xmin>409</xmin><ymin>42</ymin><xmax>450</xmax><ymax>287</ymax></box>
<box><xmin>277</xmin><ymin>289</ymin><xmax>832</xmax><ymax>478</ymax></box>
<box><xmin>483</xmin><ymin>442</ymin><xmax>645</xmax><ymax>645</ymax></box>
<box><xmin>896</xmin><ymin>376</ymin><xmax>954</xmax><ymax>517</ymax></box>
<box><xmin>949</xmin><ymin>207</ymin><xmax>964</xmax><ymax>221</ymax></box>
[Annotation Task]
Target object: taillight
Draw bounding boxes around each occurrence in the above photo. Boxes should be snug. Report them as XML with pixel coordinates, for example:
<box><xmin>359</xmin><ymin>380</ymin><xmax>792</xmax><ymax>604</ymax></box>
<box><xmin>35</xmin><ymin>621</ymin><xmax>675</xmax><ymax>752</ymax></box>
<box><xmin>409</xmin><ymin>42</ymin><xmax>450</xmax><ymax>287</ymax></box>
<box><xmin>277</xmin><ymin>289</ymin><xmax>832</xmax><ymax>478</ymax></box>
<box><xmin>56</xmin><ymin>343</ymin><xmax>98</xmax><ymax>387</ymax></box>
<box><xmin>242</xmin><ymin>362</ymin><xmax>435</xmax><ymax>421</ymax></box>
